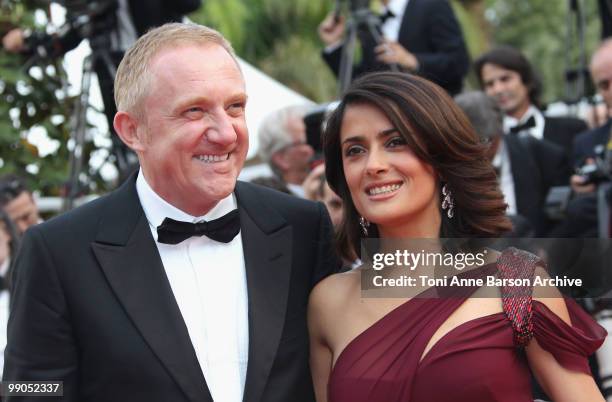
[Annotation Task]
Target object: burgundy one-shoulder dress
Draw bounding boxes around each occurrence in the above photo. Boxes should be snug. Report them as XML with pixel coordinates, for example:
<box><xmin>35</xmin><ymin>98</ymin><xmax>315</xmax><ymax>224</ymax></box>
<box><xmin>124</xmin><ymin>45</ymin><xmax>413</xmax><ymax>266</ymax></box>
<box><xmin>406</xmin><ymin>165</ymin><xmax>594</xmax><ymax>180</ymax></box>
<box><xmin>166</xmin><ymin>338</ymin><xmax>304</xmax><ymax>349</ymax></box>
<box><xmin>328</xmin><ymin>249</ymin><xmax>607</xmax><ymax>402</ymax></box>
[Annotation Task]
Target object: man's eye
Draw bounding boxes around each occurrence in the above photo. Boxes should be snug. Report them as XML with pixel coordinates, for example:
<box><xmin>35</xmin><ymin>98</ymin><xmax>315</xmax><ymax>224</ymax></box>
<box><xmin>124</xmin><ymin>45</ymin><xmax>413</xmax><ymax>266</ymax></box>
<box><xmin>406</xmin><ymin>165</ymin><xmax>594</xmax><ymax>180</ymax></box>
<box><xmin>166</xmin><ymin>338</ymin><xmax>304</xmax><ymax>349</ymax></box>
<box><xmin>185</xmin><ymin>107</ymin><xmax>204</xmax><ymax>117</ymax></box>
<box><xmin>228</xmin><ymin>102</ymin><xmax>246</xmax><ymax>114</ymax></box>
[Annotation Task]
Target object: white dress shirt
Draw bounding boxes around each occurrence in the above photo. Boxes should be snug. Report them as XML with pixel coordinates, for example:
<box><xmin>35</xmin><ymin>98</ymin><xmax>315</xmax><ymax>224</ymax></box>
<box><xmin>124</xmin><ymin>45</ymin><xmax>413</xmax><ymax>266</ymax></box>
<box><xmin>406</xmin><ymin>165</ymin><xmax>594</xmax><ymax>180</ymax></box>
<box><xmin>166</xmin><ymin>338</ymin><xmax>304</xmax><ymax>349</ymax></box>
<box><xmin>136</xmin><ymin>170</ymin><xmax>249</xmax><ymax>402</ymax></box>
<box><xmin>503</xmin><ymin>105</ymin><xmax>545</xmax><ymax>140</ymax></box>
<box><xmin>492</xmin><ymin>140</ymin><xmax>517</xmax><ymax>215</ymax></box>
<box><xmin>324</xmin><ymin>0</ymin><xmax>409</xmax><ymax>53</ymax></box>
<box><xmin>286</xmin><ymin>183</ymin><xmax>306</xmax><ymax>198</ymax></box>
<box><xmin>381</xmin><ymin>0</ymin><xmax>409</xmax><ymax>41</ymax></box>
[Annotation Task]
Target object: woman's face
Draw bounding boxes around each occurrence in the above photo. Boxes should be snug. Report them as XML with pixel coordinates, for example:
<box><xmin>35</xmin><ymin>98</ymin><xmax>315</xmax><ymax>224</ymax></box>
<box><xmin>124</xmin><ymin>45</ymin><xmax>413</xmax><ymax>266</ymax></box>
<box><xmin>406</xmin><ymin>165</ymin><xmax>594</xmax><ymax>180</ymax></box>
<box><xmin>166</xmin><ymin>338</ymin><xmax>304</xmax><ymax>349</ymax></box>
<box><xmin>339</xmin><ymin>103</ymin><xmax>440</xmax><ymax>237</ymax></box>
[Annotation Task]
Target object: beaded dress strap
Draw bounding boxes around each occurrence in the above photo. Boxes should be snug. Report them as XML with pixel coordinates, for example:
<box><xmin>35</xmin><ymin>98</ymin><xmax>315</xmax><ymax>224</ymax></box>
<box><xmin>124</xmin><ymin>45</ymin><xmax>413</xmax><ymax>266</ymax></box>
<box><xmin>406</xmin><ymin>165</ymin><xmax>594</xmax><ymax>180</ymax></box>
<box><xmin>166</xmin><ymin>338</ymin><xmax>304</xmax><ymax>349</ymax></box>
<box><xmin>496</xmin><ymin>247</ymin><xmax>543</xmax><ymax>347</ymax></box>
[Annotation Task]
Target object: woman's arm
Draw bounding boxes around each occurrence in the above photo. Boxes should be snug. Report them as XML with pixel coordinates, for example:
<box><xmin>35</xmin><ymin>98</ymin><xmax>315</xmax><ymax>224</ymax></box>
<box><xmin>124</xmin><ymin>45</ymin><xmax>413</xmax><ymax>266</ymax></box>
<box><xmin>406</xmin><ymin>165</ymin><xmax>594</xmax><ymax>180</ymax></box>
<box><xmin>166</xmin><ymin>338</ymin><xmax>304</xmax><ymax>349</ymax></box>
<box><xmin>527</xmin><ymin>335</ymin><xmax>604</xmax><ymax>402</ymax></box>
<box><xmin>308</xmin><ymin>278</ymin><xmax>335</xmax><ymax>402</ymax></box>
<box><xmin>527</xmin><ymin>267</ymin><xmax>605</xmax><ymax>402</ymax></box>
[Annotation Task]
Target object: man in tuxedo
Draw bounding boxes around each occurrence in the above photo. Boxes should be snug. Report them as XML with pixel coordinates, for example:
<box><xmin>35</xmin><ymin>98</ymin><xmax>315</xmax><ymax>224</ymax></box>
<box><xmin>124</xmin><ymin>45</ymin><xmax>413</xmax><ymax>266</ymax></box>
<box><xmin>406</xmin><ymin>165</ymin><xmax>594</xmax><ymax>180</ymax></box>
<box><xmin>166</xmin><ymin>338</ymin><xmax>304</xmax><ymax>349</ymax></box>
<box><xmin>3</xmin><ymin>23</ymin><xmax>337</xmax><ymax>402</ymax></box>
<box><xmin>474</xmin><ymin>46</ymin><xmax>588</xmax><ymax>162</ymax></box>
<box><xmin>455</xmin><ymin>91</ymin><xmax>571</xmax><ymax>236</ymax></box>
<box><xmin>318</xmin><ymin>0</ymin><xmax>469</xmax><ymax>95</ymax></box>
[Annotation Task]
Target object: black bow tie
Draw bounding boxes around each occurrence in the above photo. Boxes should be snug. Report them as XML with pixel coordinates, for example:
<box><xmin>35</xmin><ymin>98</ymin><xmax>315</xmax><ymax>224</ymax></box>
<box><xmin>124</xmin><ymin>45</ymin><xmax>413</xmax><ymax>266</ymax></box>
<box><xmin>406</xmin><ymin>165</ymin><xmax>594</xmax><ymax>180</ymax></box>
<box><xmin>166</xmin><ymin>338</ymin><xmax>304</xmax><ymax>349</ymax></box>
<box><xmin>380</xmin><ymin>8</ymin><xmax>395</xmax><ymax>24</ymax></box>
<box><xmin>509</xmin><ymin>116</ymin><xmax>536</xmax><ymax>135</ymax></box>
<box><xmin>156</xmin><ymin>209</ymin><xmax>240</xmax><ymax>245</ymax></box>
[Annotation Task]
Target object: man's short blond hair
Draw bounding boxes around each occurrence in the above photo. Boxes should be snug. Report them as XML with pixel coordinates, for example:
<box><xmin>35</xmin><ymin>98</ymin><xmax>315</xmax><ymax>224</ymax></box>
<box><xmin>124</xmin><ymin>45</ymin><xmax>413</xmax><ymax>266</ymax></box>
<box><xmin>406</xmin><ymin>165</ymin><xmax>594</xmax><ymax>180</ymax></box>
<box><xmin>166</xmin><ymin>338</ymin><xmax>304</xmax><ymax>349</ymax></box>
<box><xmin>114</xmin><ymin>23</ymin><xmax>236</xmax><ymax>114</ymax></box>
<box><xmin>591</xmin><ymin>38</ymin><xmax>612</xmax><ymax>71</ymax></box>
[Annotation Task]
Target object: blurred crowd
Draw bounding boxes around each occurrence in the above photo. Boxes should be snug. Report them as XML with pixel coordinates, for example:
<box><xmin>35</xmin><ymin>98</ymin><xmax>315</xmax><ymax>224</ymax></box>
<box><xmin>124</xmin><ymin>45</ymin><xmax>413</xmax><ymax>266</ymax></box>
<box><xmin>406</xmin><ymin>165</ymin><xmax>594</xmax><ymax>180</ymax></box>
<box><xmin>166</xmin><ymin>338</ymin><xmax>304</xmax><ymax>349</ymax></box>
<box><xmin>1</xmin><ymin>0</ymin><xmax>612</xmax><ymax>398</ymax></box>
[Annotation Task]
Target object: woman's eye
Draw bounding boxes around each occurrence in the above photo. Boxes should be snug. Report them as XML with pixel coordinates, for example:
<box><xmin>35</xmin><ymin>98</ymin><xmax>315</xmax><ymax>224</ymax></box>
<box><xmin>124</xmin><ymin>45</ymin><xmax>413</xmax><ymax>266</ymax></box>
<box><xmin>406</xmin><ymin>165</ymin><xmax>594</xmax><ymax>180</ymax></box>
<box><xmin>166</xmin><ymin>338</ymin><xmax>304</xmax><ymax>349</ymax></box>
<box><xmin>387</xmin><ymin>136</ymin><xmax>407</xmax><ymax>148</ymax></box>
<box><xmin>345</xmin><ymin>145</ymin><xmax>365</xmax><ymax>156</ymax></box>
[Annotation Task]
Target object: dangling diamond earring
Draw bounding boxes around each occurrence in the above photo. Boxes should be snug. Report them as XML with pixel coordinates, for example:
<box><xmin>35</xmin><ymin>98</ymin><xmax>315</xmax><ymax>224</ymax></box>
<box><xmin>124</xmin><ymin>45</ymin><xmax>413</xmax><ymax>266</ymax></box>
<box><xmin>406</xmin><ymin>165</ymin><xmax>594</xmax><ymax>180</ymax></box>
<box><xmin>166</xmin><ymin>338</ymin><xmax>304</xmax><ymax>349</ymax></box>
<box><xmin>441</xmin><ymin>183</ymin><xmax>455</xmax><ymax>219</ymax></box>
<box><xmin>359</xmin><ymin>216</ymin><xmax>370</xmax><ymax>236</ymax></box>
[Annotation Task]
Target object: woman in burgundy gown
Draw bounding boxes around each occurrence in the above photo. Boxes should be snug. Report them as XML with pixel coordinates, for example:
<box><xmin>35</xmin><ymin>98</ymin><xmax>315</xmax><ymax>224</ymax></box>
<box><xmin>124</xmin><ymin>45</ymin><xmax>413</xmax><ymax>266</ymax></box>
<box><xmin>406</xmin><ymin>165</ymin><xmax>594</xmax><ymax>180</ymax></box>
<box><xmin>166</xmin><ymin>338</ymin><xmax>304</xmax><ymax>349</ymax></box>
<box><xmin>308</xmin><ymin>72</ymin><xmax>607</xmax><ymax>401</ymax></box>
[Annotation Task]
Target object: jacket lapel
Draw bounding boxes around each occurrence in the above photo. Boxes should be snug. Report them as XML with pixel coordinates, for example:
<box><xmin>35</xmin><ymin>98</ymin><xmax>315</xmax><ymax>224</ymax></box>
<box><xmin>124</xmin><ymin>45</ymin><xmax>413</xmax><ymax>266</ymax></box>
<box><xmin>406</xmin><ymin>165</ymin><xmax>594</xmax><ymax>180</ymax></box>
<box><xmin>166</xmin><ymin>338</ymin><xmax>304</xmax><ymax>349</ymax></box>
<box><xmin>90</xmin><ymin>175</ymin><xmax>213</xmax><ymax>402</ymax></box>
<box><xmin>506</xmin><ymin>137</ymin><xmax>541</xmax><ymax>214</ymax></box>
<box><xmin>235</xmin><ymin>182</ymin><xmax>293</xmax><ymax>402</ymax></box>
<box><xmin>398</xmin><ymin>0</ymin><xmax>418</xmax><ymax>46</ymax></box>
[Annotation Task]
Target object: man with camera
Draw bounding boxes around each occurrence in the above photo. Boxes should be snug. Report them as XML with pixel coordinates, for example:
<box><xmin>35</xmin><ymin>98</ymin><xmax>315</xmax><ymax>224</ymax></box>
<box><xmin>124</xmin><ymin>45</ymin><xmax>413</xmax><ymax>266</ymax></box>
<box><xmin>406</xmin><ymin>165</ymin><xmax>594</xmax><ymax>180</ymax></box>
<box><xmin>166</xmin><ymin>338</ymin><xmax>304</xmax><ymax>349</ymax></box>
<box><xmin>572</xmin><ymin>39</ymin><xmax>612</xmax><ymax>195</ymax></box>
<box><xmin>551</xmin><ymin>39</ymin><xmax>612</xmax><ymax>239</ymax></box>
<box><xmin>2</xmin><ymin>0</ymin><xmax>201</xmax><ymax>178</ymax></box>
<box><xmin>318</xmin><ymin>0</ymin><xmax>469</xmax><ymax>95</ymax></box>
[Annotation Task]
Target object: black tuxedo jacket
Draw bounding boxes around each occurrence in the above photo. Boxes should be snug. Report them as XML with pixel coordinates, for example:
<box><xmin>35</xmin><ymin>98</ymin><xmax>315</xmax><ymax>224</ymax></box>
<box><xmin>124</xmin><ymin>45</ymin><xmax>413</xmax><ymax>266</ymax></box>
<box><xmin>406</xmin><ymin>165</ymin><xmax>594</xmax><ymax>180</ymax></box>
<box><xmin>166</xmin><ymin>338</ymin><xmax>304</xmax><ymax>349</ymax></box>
<box><xmin>322</xmin><ymin>0</ymin><xmax>469</xmax><ymax>95</ymax></box>
<box><xmin>506</xmin><ymin>135</ymin><xmax>570</xmax><ymax>235</ymax></box>
<box><xmin>572</xmin><ymin>119</ymin><xmax>611</xmax><ymax>166</ymax></box>
<box><xmin>542</xmin><ymin>116</ymin><xmax>588</xmax><ymax>160</ymax></box>
<box><xmin>3</xmin><ymin>175</ymin><xmax>338</xmax><ymax>402</ymax></box>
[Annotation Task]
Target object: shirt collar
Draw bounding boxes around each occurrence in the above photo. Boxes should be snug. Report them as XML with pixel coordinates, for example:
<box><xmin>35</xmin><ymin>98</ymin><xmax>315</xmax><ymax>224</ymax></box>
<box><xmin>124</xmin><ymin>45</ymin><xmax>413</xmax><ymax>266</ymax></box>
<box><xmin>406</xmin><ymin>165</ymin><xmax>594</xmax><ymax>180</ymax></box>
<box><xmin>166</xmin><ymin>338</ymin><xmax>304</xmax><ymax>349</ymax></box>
<box><xmin>385</xmin><ymin>0</ymin><xmax>409</xmax><ymax>16</ymax></box>
<box><xmin>492</xmin><ymin>138</ymin><xmax>506</xmax><ymax>168</ymax></box>
<box><xmin>503</xmin><ymin>105</ymin><xmax>542</xmax><ymax>131</ymax></box>
<box><xmin>286</xmin><ymin>183</ymin><xmax>306</xmax><ymax>198</ymax></box>
<box><xmin>135</xmin><ymin>168</ymin><xmax>237</xmax><ymax>232</ymax></box>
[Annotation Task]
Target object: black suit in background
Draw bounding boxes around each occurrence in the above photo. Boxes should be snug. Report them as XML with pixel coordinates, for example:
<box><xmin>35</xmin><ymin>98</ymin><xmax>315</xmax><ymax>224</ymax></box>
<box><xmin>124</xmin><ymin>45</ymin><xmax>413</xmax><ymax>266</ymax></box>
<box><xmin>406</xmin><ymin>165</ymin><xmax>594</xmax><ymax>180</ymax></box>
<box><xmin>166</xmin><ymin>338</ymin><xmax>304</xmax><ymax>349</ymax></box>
<box><xmin>549</xmin><ymin>119</ymin><xmax>612</xmax><ymax>238</ymax></box>
<box><xmin>3</xmin><ymin>174</ymin><xmax>338</xmax><ymax>402</ymax></box>
<box><xmin>542</xmin><ymin>116</ymin><xmax>589</xmax><ymax>163</ymax></box>
<box><xmin>573</xmin><ymin>118</ymin><xmax>611</xmax><ymax>166</ymax></box>
<box><xmin>322</xmin><ymin>0</ymin><xmax>469</xmax><ymax>95</ymax></box>
<box><xmin>506</xmin><ymin>135</ymin><xmax>571</xmax><ymax>236</ymax></box>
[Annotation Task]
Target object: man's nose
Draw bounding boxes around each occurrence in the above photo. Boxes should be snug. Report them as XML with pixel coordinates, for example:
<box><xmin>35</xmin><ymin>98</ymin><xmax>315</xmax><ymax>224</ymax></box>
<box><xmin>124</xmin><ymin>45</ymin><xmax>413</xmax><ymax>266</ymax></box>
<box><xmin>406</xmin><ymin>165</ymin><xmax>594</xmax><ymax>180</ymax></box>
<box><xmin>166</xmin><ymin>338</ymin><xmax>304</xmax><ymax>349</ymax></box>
<box><xmin>206</xmin><ymin>110</ymin><xmax>237</xmax><ymax>146</ymax></box>
<box><xmin>489</xmin><ymin>80</ymin><xmax>505</xmax><ymax>94</ymax></box>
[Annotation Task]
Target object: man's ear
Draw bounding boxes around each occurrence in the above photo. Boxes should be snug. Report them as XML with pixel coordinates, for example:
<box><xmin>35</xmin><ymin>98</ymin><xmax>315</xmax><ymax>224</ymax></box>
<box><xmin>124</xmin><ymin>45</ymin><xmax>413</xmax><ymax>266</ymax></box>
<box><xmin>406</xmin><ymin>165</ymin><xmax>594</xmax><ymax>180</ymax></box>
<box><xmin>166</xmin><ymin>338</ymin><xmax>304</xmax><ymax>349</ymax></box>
<box><xmin>114</xmin><ymin>111</ymin><xmax>145</xmax><ymax>152</ymax></box>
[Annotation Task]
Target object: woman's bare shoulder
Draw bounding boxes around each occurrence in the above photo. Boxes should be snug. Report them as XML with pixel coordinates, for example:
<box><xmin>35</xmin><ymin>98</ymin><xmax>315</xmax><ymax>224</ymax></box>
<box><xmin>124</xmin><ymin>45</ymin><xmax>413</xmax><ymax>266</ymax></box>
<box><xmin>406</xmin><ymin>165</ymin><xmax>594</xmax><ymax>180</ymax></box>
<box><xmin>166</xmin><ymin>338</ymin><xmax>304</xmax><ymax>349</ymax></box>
<box><xmin>310</xmin><ymin>269</ymin><xmax>361</xmax><ymax>311</ymax></box>
<box><xmin>308</xmin><ymin>269</ymin><xmax>362</xmax><ymax>343</ymax></box>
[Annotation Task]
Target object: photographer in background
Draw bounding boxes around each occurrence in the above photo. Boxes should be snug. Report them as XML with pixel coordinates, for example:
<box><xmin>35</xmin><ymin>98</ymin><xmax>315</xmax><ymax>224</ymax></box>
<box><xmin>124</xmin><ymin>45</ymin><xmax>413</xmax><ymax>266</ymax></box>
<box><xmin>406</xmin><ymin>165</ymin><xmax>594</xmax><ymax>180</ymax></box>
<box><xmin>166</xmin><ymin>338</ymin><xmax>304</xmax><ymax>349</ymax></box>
<box><xmin>2</xmin><ymin>0</ymin><xmax>201</xmax><ymax>178</ymax></box>
<box><xmin>318</xmin><ymin>0</ymin><xmax>469</xmax><ymax>95</ymax></box>
<box><xmin>551</xmin><ymin>39</ymin><xmax>612</xmax><ymax>238</ymax></box>
<box><xmin>573</xmin><ymin>39</ymin><xmax>612</xmax><ymax>193</ymax></box>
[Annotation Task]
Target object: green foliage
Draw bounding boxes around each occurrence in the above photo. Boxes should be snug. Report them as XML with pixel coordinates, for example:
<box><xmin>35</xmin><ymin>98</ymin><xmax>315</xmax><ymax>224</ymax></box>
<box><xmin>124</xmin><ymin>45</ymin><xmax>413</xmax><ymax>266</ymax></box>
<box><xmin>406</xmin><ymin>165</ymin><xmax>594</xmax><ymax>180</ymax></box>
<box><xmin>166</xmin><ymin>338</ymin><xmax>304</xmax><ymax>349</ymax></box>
<box><xmin>0</xmin><ymin>1</ymin><xmax>112</xmax><ymax>196</ymax></box>
<box><xmin>190</xmin><ymin>0</ymin><xmax>338</xmax><ymax>102</ymax></box>
<box><xmin>258</xmin><ymin>36</ymin><xmax>337</xmax><ymax>101</ymax></box>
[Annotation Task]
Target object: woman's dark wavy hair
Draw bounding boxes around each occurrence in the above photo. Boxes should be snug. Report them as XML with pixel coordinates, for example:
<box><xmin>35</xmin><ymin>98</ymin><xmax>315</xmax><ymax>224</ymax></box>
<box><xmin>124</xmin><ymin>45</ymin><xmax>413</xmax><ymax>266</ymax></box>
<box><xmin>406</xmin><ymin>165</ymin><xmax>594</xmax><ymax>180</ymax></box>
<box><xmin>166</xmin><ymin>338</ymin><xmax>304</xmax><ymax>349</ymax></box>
<box><xmin>323</xmin><ymin>72</ymin><xmax>511</xmax><ymax>262</ymax></box>
<box><xmin>473</xmin><ymin>45</ymin><xmax>543</xmax><ymax>109</ymax></box>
